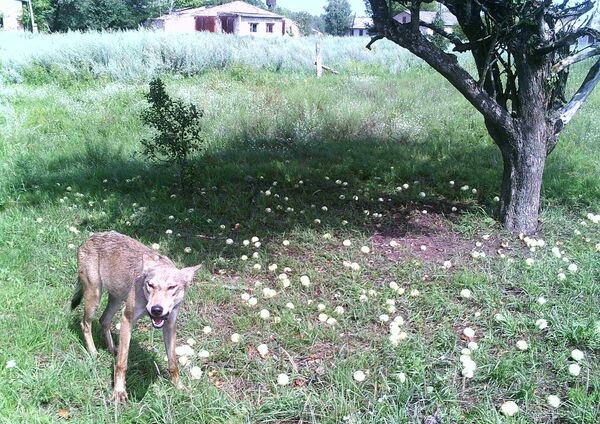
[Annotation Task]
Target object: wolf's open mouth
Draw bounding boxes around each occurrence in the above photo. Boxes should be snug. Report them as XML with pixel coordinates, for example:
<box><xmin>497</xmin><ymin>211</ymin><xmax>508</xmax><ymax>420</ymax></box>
<box><xmin>149</xmin><ymin>313</ymin><xmax>169</xmax><ymax>329</ymax></box>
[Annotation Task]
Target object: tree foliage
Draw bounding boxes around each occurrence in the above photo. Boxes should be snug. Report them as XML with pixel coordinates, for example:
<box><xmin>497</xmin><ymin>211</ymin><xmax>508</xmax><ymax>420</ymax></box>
<box><xmin>289</xmin><ymin>11</ymin><xmax>313</xmax><ymax>35</ymax></box>
<box><xmin>430</xmin><ymin>10</ymin><xmax>449</xmax><ymax>51</ymax></box>
<box><xmin>367</xmin><ymin>0</ymin><xmax>600</xmax><ymax>233</ymax></box>
<box><xmin>271</xmin><ymin>6</ymin><xmax>316</xmax><ymax>35</ymax></box>
<box><xmin>22</xmin><ymin>0</ymin><xmax>57</xmax><ymax>32</ymax></box>
<box><xmin>324</xmin><ymin>0</ymin><xmax>353</xmax><ymax>36</ymax></box>
<box><xmin>53</xmin><ymin>0</ymin><xmax>151</xmax><ymax>31</ymax></box>
<box><xmin>25</xmin><ymin>0</ymin><xmax>155</xmax><ymax>32</ymax></box>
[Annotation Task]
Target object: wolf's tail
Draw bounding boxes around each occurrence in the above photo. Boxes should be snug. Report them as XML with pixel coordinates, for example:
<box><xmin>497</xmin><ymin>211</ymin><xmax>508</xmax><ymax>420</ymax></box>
<box><xmin>71</xmin><ymin>278</ymin><xmax>83</xmax><ymax>310</ymax></box>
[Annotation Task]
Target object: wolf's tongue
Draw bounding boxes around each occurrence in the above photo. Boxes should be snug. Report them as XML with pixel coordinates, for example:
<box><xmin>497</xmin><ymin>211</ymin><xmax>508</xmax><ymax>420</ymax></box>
<box><xmin>152</xmin><ymin>317</ymin><xmax>164</xmax><ymax>325</ymax></box>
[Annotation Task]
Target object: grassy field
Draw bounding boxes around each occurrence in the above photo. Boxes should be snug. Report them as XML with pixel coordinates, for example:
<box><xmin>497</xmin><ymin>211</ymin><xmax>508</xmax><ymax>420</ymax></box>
<box><xmin>0</xmin><ymin>32</ymin><xmax>599</xmax><ymax>423</ymax></box>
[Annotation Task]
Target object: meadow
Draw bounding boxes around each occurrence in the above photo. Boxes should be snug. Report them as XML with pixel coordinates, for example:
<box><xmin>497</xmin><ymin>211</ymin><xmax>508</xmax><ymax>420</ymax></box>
<box><xmin>0</xmin><ymin>31</ymin><xmax>599</xmax><ymax>423</ymax></box>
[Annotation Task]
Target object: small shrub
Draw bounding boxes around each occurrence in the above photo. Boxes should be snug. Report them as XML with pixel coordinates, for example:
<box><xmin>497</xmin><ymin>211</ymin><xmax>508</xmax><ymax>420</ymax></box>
<box><xmin>141</xmin><ymin>77</ymin><xmax>203</xmax><ymax>188</ymax></box>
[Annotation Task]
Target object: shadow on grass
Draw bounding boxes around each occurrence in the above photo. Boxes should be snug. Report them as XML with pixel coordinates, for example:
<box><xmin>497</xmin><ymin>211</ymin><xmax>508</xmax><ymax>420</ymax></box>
<box><xmin>7</xmin><ymin>134</ymin><xmax>598</xmax><ymax>257</ymax></box>
<box><xmin>67</xmin><ymin>314</ymin><xmax>159</xmax><ymax>402</ymax></box>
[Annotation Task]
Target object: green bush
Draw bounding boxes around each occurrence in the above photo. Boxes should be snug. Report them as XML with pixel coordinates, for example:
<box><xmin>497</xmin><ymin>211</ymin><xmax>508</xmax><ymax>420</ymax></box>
<box><xmin>141</xmin><ymin>77</ymin><xmax>203</xmax><ymax>188</ymax></box>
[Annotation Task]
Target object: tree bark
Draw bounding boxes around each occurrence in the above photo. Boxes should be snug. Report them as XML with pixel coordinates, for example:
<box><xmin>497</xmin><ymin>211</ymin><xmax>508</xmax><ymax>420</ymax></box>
<box><xmin>491</xmin><ymin>120</ymin><xmax>549</xmax><ymax>234</ymax></box>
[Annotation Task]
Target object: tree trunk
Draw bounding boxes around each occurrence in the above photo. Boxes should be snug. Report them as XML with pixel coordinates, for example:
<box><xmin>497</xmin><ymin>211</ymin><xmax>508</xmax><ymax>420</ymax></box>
<box><xmin>493</xmin><ymin>121</ymin><xmax>549</xmax><ymax>235</ymax></box>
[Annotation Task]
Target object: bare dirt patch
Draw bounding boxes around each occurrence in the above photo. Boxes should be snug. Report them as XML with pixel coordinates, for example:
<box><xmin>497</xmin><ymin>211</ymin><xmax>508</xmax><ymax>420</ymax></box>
<box><xmin>371</xmin><ymin>206</ymin><xmax>507</xmax><ymax>266</ymax></box>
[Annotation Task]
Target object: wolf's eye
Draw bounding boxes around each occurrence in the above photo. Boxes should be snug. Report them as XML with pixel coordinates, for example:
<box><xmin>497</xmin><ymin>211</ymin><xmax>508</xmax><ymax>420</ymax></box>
<box><xmin>168</xmin><ymin>285</ymin><xmax>177</xmax><ymax>291</ymax></box>
<box><xmin>147</xmin><ymin>282</ymin><xmax>155</xmax><ymax>289</ymax></box>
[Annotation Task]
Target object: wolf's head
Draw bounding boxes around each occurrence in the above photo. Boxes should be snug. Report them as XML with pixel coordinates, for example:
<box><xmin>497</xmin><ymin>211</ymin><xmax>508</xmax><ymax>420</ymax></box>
<box><xmin>141</xmin><ymin>254</ymin><xmax>201</xmax><ymax>329</ymax></box>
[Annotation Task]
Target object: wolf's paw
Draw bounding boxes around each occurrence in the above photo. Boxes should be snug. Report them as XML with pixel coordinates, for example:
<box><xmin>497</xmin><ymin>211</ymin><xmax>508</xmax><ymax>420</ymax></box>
<box><xmin>110</xmin><ymin>389</ymin><xmax>128</xmax><ymax>404</ymax></box>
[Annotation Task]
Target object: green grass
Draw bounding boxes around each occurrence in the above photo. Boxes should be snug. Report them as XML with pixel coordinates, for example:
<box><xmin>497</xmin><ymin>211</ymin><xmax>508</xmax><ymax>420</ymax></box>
<box><xmin>0</xmin><ymin>51</ymin><xmax>599</xmax><ymax>423</ymax></box>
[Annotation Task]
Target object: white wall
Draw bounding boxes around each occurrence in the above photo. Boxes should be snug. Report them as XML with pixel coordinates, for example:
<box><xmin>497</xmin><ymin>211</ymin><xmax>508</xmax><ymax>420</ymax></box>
<box><xmin>163</xmin><ymin>16</ymin><xmax>197</xmax><ymax>33</ymax></box>
<box><xmin>237</xmin><ymin>16</ymin><xmax>283</xmax><ymax>37</ymax></box>
<box><xmin>0</xmin><ymin>0</ymin><xmax>23</xmax><ymax>31</ymax></box>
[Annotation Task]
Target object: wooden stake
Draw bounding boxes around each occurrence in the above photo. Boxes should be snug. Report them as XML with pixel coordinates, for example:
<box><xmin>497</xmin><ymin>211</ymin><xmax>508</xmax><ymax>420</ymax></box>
<box><xmin>315</xmin><ymin>39</ymin><xmax>322</xmax><ymax>78</ymax></box>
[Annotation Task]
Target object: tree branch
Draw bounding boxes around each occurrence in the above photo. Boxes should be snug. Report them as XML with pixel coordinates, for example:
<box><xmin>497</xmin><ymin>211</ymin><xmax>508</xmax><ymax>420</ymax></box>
<box><xmin>556</xmin><ymin>58</ymin><xmax>600</xmax><ymax>130</ymax></box>
<box><xmin>535</xmin><ymin>28</ymin><xmax>600</xmax><ymax>55</ymax></box>
<box><xmin>548</xmin><ymin>0</ymin><xmax>595</xmax><ymax>19</ymax></box>
<box><xmin>367</xmin><ymin>0</ymin><xmax>515</xmax><ymax>136</ymax></box>
<box><xmin>552</xmin><ymin>46</ymin><xmax>600</xmax><ymax>74</ymax></box>
<box><xmin>417</xmin><ymin>21</ymin><xmax>472</xmax><ymax>52</ymax></box>
<box><xmin>366</xmin><ymin>34</ymin><xmax>384</xmax><ymax>50</ymax></box>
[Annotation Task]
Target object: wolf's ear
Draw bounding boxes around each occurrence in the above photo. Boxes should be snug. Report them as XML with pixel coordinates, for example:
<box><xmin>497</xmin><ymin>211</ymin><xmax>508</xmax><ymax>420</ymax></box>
<box><xmin>142</xmin><ymin>253</ymin><xmax>161</xmax><ymax>275</ymax></box>
<box><xmin>181</xmin><ymin>264</ymin><xmax>202</xmax><ymax>286</ymax></box>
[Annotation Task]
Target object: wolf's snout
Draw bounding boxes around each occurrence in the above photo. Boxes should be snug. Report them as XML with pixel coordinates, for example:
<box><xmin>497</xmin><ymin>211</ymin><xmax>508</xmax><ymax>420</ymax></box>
<box><xmin>150</xmin><ymin>305</ymin><xmax>164</xmax><ymax>317</ymax></box>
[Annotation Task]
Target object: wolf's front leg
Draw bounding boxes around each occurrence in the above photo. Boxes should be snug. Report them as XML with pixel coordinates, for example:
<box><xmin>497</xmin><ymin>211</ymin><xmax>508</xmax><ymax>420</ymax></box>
<box><xmin>163</xmin><ymin>308</ymin><xmax>185</xmax><ymax>390</ymax></box>
<box><xmin>111</xmin><ymin>309</ymin><xmax>133</xmax><ymax>404</ymax></box>
<box><xmin>111</xmin><ymin>299</ymin><xmax>144</xmax><ymax>403</ymax></box>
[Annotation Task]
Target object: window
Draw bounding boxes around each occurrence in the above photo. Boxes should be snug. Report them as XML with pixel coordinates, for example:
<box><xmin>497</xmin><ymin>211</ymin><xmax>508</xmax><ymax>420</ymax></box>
<box><xmin>250</xmin><ymin>23</ymin><xmax>258</xmax><ymax>33</ymax></box>
<box><xmin>359</xmin><ymin>29</ymin><xmax>363</xmax><ymax>36</ymax></box>
<box><xmin>266</xmin><ymin>23</ymin><xmax>274</xmax><ymax>33</ymax></box>
<box><xmin>402</xmin><ymin>16</ymin><xmax>407</xmax><ymax>23</ymax></box>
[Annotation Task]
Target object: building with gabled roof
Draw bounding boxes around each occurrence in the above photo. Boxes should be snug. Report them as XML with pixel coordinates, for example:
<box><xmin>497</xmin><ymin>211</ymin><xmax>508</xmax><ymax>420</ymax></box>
<box><xmin>349</xmin><ymin>16</ymin><xmax>372</xmax><ymax>37</ymax></box>
<box><xmin>151</xmin><ymin>1</ymin><xmax>298</xmax><ymax>37</ymax></box>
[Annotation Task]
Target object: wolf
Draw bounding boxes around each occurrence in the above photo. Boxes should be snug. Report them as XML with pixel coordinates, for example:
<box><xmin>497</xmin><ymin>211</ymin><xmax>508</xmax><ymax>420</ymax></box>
<box><xmin>71</xmin><ymin>231</ymin><xmax>201</xmax><ymax>403</ymax></box>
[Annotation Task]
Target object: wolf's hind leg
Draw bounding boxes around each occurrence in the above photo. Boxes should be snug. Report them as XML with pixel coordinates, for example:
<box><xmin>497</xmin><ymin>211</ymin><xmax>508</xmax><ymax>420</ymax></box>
<box><xmin>100</xmin><ymin>294</ymin><xmax>122</xmax><ymax>355</ymax></box>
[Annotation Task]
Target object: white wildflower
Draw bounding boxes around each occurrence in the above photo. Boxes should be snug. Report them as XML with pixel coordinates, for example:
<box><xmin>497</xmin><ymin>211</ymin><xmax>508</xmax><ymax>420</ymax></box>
<box><xmin>500</xmin><ymin>401</ymin><xmax>519</xmax><ymax>417</ymax></box>
<box><xmin>353</xmin><ymin>370</ymin><xmax>366</xmax><ymax>382</ymax></box>
<box><xmin>516</xmin><ymin>340</ymin><xmax>528</xmax><ymax>351</ymax></box>
<box><xmin>460</xmin><ymin>289</ymin><xmax>472</xmax><ymax>299</ymax></box>
<box><xmin>568</xmin><ymin>363</ymin><xmax>581</xmax><ymax>376</ymax></box>
<box><xmin>571</xmin><ymin>349</ymin><xmax>584</xmax><ymax>362</ymax></box>
<box><xmin>547</xmin><ymin>395</ymin><xmax>560</xmax><ymax>408</ymax></box>
<box><xmin>190</xmin><ymin>366</ymin><xmax>203</xmax><ymax>380</ymax></box>
<box><xmin>257</xmin><ymin>344</ymin><xmax>269</xmax><ymax>356</ymax></box>
<box><xmin>300</xmin><ymin>275</ymin><xmax>311</xmax><ymax>287</ymax></box>
<box><xmin>277</xmin><ymin>373</ymin><xmax>290</xmax><ymax>386</ymax></box>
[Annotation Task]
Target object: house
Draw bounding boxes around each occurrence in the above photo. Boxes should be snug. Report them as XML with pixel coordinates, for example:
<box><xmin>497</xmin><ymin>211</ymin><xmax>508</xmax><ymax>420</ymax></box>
<box><xmin>151</xmin><ymin>1</ymin><xmax>298</xmax><ymax>37</ymax></box>
<box><xmin>150</xmin><ymin>6</ymin><xmax>206</xmax><ymax>33</ymax></box>
<box><xmin>393</xmin><ymin>10</ymin><xmax>458</xmax><ymax>35</ymax></box>
<box><xmin>0</xmin><ymin>0</ymin><xmax>23</xmax><ymax>31</ymax></box>
<box><xmin>348</xmin><ymin>10</ymin><xmax>457</xmax><ymax>37</ymax></box>
<box><xmin>349</xmin><ymin>16</ymin><xmax>372</xmax><ymax>37</ymax></box>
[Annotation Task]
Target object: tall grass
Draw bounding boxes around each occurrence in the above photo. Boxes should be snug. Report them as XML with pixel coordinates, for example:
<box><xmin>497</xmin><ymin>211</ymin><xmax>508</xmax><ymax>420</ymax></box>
<box><xmin>0</xmin><ymin>30</ymin><xmax>439</xmax><ymax>83</ymax></box>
